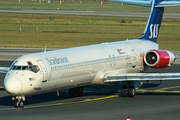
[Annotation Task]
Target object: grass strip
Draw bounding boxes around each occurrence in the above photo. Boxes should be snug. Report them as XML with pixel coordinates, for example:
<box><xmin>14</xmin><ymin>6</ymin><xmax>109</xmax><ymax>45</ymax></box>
<box><xmin>0</xmin><ymin>13</ymin><xmax>180</xmax><ymax>50</ymax></box>
<box><xmin>0</xmin><ymin>1</ymin><xmax>180</xmax><ymax>12</ymax></box>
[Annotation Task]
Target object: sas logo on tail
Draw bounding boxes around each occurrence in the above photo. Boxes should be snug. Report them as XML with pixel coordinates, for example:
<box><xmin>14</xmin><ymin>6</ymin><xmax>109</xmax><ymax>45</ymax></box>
<box><xmin>117</xmin><ymin>49</ymin><xmax>125</xmax><ymax>54</ymax></box>
<box><xmin>149</xmin><ymin>24</ymin><xmax>159</xmax><ymax>39</ymax></box>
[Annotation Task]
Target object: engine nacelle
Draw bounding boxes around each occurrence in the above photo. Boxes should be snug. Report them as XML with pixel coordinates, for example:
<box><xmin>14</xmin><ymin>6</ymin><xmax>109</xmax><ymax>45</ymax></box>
<box><xmin>144</xmin><ymin>50</ymin><xmax>177</xmax><ymax>68</ymax></box>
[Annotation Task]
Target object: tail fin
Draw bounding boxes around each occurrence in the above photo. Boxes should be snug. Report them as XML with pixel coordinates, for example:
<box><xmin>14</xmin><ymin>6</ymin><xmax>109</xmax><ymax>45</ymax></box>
<box><xmin>139</xmin><ymin>0</ymin><xmax>164</xmax><ymax>43</ymax></box>
<box><xmin>109</xmin><ymin>0</ymin><xmax>180</xmax><ymax>43</ymax></box>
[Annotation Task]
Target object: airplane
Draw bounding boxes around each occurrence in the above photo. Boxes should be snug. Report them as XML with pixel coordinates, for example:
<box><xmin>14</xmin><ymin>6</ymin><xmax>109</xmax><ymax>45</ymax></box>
<box><xmin>1</xmin><ymin>0</ymin><xmax>180</xmax><ymax>108</ymax></box>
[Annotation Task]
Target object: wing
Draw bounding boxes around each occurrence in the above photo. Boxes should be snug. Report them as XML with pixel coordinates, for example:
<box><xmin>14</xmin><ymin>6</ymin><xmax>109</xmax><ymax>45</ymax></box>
<box><xmin>104</xmin><ymin>73</ymin><xmax>180</xmax><ymax>83</ymax></box>
<box><xmin>0</xmin><ymin>67</ymin><xmax>10</xmax><ymax>73</ymax></box>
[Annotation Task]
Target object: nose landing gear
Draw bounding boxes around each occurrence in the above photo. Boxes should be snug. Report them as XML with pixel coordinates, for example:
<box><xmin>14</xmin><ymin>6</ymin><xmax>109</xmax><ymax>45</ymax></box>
<box><xmin>12</xmin><ymin>96</ymin><xmax>25</xmax><ymax>108</ymax></box>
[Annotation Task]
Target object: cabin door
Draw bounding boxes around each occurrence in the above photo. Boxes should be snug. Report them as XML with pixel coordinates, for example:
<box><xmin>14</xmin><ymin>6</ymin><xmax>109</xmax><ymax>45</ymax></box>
<box><xmin>38</xmin><ymin>60</ymin><xmax>48</xmax><ymax>82</ymax></box>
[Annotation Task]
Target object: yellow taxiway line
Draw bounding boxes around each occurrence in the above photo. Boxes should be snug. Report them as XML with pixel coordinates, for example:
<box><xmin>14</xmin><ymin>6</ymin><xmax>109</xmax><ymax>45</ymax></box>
<box><xmin>0</xmin><ymin>95</ymin><xmax>119</xmax><ymax>111</ymax></box>
<box><xmin>136</xmin><ymin>86</ymin><xmax>180</xmax><ymax>93</ymax></box>
<box><xmin>25</xmin><ymin>95</ymin><xmax>119</xmax><ymax>109</ymax></box>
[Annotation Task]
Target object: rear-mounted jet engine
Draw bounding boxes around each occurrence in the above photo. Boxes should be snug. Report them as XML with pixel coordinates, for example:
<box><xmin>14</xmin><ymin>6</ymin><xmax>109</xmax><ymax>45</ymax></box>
<box><xmin>144</xmin><ymin>50</ymin><xmax>177</xmax><ymax>68</ymax></box>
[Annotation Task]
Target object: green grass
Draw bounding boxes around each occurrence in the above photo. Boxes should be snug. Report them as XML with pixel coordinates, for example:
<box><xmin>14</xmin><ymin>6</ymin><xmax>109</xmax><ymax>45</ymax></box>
<box><xmin>0</xmin><ymin>13</ymin><xmax>180</xmax><ymax>50</ymax></box>
<box><xmin>0</xmin><ymin>2</ymin><xmax>150</xmax><ymax>11</ymax></box>
<box><xmin>1</xmin><ymin>1</ymin><xmax>180</xmax><ymax>12</ymax></box>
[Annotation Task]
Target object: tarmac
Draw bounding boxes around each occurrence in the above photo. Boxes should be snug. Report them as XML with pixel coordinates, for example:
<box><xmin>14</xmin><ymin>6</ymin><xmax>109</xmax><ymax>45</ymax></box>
<box><xmin>0</xmin><ymin>8</ymin><xmax>180</xmax><ymax>19</ymax></box>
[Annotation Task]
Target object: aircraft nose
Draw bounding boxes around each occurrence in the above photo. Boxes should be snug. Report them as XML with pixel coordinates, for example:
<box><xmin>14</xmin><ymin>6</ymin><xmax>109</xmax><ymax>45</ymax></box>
<box><xmin>4</xmin><ymin>78</ymin><xmax>22</xmax><ymax>95</ymax></box>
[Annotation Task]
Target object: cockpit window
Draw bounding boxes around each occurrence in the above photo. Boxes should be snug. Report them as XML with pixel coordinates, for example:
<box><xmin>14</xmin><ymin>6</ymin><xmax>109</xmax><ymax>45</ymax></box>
<box><xmin>11</xmin><ymin>65</ymin><xmax>17</xmax><ymax>70</ymax></box>
<box><xmin>29</xmin><ymin>65</ymin><xmax>40</xmax><ymax>73</ymax></box>
<box><xmin>27</xmin><ymin>61</ymin><xmax>33</xmax><ymax>66</ymax></box>
<box><xmin>10</xmin><ymin>65</ymin><xmax>40</xmax><ymax>73</ymax></box>
<box><xmin>22</xmin><ymin>66</ymin><xmax>28</xmax><ymax>70</ymax></box>
<box><xmin>16</xmin><ymin>66</ymin><xmax>21</xmax><ymax>70</ymax></box>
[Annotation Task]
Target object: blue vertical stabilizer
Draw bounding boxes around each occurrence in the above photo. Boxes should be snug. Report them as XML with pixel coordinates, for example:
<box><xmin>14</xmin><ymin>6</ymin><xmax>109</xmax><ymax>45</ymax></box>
<box><xmin>139</xmin><ymin>0</ymin><xmax>164</xmax><ymax>43</ymax></box>
<box><xmin>109</xmin><ymin>0</ymin><xmax>180</xmax><ymax>43</ymax></box>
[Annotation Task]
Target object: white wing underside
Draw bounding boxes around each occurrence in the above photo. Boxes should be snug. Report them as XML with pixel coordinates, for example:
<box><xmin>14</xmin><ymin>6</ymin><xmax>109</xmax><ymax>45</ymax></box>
<box><xmin>105</xmin><ymin>73</ymin><xmax>180</xmax><ymax>83</ymax></box>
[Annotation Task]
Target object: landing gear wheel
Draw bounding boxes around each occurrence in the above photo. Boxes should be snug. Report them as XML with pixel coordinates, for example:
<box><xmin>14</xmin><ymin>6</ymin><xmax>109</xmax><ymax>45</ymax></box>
<box><xmin>15</xmin><ymin>100</ymin><xmax>19</xmax><ymax>108</ymax></box>
<box><xmin>14</xmin><ymin>100</ymin><xmax>24</xmax><ymax>108</ymax></box>
<box><xmin>19</xmin><ymin>101</ymin><xmax>24</xmax><ymax>108</ymax></box>
<box><xmin>128</xmin><ymin>87</ymin><xmax>135</xmax><ymax>97</ymax></box>
<box><xmin>13</xmin><ymin>96</ymin><xmax>25</xmax><ymax>108</ymax></box>
<box><xmin>121</xmin><ymin>86</ymin><xmax>127</xmax><ymax>97</ymax></box>
<box><xmin>69</xmin><ymin>88</ymin><xmax>76</xmax><ymax>96</ymax></box>
<box><xmin>76</xmin><ymin>87</ymin><xmax>83</xmax><ymax>96</ymax></box>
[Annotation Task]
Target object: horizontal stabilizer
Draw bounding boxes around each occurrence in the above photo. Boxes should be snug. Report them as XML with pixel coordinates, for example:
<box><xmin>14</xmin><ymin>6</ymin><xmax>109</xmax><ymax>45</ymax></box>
<box><xmin>109</xmin><ymin>0</ymin><xmax>180</xmax><ymax>7</ymax></box>
<box><xmin>0</xmin><ymin>67</ymin><xmax>10</xmax><ymax>73</ymax></box>
<box><xmin>108</xmin><ymin>0</ymin><xmax>151</xmax><ymax>7</ymax></box>
<box><xmin>104</xmin><ymin>73</ymin><xmax>180</xmax><ymax>82</ymax></box>
<box><xmin>156</xmin><ymin>1</ymin><xmax>180</xmax><ymax>7</ymax></box>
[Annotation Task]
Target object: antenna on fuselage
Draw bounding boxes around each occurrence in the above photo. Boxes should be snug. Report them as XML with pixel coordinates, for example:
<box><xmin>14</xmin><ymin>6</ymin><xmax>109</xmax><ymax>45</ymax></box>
<box><xmin>44</xmin><ymin>47</ymin><xmax>46</xmax><ymax>53</ymax></box>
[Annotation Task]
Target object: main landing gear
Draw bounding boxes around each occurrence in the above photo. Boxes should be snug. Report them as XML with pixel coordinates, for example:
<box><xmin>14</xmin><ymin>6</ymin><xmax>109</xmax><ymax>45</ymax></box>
<box><xmin>121</xmin><ymin>82</ymin><xmax>135</xmax><ymax>97</ymax></box>
<box><xmin>69</xmin><ymin>87</ymin><xmax>83</xmax><ymax>97</ymax></box>
<box><xmin>12</xmin><ymin>96</ymin><xmax>25</xmax><ymax>108</ymax></box>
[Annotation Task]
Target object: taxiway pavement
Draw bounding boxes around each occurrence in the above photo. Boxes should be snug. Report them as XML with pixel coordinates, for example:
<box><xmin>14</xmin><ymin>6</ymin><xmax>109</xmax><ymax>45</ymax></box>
<box><xmin>0</xmin><ymin>8</ymin><xmax>180</xmax><ymax>18</ymax></box>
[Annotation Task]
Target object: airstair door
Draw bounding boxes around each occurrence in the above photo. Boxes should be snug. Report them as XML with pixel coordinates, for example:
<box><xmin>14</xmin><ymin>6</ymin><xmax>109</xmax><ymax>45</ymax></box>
<box><xmin>131</xmin><ymin>50</ymin><xmax>138</xmax><ymax>68</ymax></box>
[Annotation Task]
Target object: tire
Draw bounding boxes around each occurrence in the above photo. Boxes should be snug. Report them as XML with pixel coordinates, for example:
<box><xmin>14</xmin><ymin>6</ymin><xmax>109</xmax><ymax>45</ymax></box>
<box><xmin>14</xmin><ymin>100</ymin><xmax>18</xmax><ymax>108</ymax></box>
<box><xmin>76</xmin><ymin>87</ymin><xmax>83</xmax><ymax>96</ymax></box>
<box><xmin>19</xmin><ymin>101</ymin><xmax>24</xmax><ymax>108</ymax></box>
<box><xmin>121</xmin><ymin>86</ymin><xmax>127</xmax><ymax>97</ymax></box>
<box><xmin>128</xmin><ymin>87</ymin><xmax>135</xmax><ymax>97</ymax></box>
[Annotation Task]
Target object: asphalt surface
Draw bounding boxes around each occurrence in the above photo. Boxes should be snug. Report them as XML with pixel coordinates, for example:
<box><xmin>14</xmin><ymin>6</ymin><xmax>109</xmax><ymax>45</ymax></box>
<box><xmin>0</xmin><ymin>47</ymin><xmax>57</xmax><ymax>61</ymax></box>
<box><xmin>0</xmin><ymin>49</ymin><xmax>180</xmax><ymax>120</ymax></box>
<box><xmin>0</xmin><ymin>8</ymin><xmax>180</xmax><ymax>18</ymax></box>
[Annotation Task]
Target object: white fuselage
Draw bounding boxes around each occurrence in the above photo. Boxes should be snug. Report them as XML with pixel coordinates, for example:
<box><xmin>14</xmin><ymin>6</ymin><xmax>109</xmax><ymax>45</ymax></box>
<box><xmin>4</xmin><ymin>39</ymin><xmax>158</xmax><ymax>96</ymax></box>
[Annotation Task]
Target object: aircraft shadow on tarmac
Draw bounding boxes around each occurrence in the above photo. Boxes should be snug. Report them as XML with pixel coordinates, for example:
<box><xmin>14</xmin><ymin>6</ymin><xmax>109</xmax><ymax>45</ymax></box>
<box><xmin>0</xmin><ymin>88</ymin><xmax>4</xmax><ymax>91</ymax></box>
<box><xmin>0</xmin><ymin>91</ymin><xmax>118</xmax><ymax>107</ymax></box>
<box><xmin>1</xmin><ymin>89</ymin><xmax>180</xmax><ymax>107</ymax></box>
<box><xmin>0</xmin><ymin>84</ymin><xmax>122</xmax><ymax>106</ymax></box>
<box><xmin>0</xmin><ymin>83</ymin><xmax>177</xmax><ymax>107</ymax></box>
